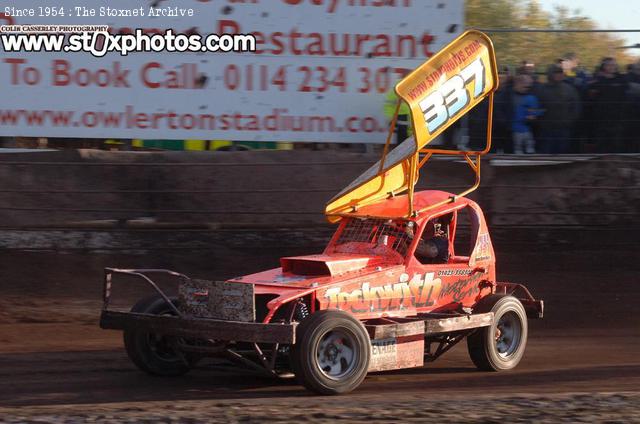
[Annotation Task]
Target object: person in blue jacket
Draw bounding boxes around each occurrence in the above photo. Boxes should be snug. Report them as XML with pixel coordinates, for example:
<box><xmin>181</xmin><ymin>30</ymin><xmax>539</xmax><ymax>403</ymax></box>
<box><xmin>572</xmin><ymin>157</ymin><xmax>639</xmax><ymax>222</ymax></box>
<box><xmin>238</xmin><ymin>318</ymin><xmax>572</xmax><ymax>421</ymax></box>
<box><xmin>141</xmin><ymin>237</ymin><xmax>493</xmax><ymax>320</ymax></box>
<box><xmin>512</xmin><ymin>74</ymin><xmax>543</xmax><ymax>154</ymax></box>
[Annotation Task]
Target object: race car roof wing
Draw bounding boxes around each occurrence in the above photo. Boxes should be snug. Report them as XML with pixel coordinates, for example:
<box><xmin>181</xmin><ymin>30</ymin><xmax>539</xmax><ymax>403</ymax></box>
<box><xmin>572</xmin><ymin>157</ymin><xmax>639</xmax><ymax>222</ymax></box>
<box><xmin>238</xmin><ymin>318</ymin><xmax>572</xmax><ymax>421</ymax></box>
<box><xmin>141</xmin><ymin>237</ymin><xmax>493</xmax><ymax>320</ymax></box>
<box><xmin>325</xmin><ymin>30</ymin><xmax>498</xmax><ymax>221</ymax></box>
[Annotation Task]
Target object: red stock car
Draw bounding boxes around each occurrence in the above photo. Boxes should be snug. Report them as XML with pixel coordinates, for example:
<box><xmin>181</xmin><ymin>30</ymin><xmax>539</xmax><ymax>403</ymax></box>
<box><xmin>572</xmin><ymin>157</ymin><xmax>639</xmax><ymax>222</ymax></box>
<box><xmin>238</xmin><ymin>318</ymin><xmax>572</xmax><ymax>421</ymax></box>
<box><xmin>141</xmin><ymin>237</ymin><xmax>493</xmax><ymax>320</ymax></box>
<box><xmin>99</xmin><ymin>30</ymin><xmax>543</xmax><ymax>395</ymax></box>
<box><xmin>100</xmin><ymin>190</ymin><xmax>543</xmax><ymax>394</ymax></box>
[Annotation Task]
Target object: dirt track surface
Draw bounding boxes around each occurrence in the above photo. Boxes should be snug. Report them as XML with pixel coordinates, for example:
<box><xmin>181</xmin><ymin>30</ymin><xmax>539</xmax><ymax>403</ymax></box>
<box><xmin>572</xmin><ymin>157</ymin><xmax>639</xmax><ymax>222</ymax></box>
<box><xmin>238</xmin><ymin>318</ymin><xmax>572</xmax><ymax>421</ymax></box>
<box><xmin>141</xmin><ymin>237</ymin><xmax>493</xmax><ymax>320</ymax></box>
<box><xmin>0</xmin><ymin>329</ymin><xmax>638</xmax><ymax>422</ymax></box>
<box><xmin>0</xmin><ymin>393</ymin><xmax>639</xmax><ymax>423</ymax></box>
<box><xmin>0</xmin><ymin>242</ymin><xmax>639</xmax><ymax>421</ymax></box>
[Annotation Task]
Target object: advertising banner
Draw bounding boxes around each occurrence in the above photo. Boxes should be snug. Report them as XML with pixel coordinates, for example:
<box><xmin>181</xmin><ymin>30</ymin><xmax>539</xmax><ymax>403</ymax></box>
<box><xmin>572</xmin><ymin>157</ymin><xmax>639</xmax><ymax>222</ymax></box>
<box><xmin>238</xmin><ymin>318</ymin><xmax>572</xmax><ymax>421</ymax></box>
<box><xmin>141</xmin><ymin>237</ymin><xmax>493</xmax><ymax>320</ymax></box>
<box><xmin>0</xmin><ymin>0</ymin><xmax>463</xmax><ymax>142</ymax></box>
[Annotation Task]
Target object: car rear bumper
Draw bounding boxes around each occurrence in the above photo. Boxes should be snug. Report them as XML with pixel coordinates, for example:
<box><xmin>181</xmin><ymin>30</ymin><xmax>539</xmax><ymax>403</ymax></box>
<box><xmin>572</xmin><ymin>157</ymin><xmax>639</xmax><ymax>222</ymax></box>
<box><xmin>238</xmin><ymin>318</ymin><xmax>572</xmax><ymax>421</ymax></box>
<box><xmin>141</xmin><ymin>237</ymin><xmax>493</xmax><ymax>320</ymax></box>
<box><xmin>495</xmin><ymin>282</ymin><xmax>544</xmax><ymax>319</ymax></box>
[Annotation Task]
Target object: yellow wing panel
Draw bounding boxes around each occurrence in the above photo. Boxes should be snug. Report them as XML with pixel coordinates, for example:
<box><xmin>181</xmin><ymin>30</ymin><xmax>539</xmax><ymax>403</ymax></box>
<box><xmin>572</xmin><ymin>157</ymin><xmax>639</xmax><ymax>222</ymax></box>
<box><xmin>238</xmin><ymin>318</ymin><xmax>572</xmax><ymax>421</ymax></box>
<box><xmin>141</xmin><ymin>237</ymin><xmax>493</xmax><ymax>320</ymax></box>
<box><xmin>396</xmin><ymin>30</ymin><xmax>498</xmax><ymax>152</ymax></box>
<box><xmin>325</xmin><ymin>30</ymin><xmax>498</xmax><ymax>221</ymax></box>
<box><xmin>325</xmin><ymin>139</ymin><xmax>414</xmax><ymax>221</ymax></box>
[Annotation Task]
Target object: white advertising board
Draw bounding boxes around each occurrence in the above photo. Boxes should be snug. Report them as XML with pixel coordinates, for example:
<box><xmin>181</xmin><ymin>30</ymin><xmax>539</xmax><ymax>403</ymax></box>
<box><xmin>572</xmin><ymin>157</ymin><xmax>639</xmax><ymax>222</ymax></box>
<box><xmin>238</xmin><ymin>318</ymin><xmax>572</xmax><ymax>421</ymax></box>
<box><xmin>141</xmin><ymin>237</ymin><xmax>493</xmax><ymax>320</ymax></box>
<box><xmin>0</xmin><ymin>0</ymin><xmax>463</xmax><ymax>142</ymax></box>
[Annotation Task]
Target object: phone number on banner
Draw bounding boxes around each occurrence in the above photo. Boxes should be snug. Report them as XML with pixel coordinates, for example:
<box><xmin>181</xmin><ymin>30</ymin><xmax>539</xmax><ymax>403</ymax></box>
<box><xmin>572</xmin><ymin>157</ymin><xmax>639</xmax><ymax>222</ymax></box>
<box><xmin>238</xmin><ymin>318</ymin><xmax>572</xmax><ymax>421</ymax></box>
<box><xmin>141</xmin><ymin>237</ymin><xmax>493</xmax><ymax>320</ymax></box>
<box><xmin>222</xmin><ymin>64</ymin><xmax>412</xmax><ymax>94</ymax></box>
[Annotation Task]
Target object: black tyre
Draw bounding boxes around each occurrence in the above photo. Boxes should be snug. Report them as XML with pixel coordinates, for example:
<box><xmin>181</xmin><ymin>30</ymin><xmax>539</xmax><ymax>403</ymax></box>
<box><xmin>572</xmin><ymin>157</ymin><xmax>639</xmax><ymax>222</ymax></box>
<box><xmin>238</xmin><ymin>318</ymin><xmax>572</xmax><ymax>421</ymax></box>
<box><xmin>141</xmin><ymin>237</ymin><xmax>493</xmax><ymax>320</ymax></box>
<box><xmin>291</xmin><ymin>310</ymin><xmax>370</xmax><ymax>395</ymax></box>
<box><xmin>123</xmin><ymin>295</ymin><xmax>192</xmax><ymax>377</ymax></box>
<box><xmin>467</xmin><ymin>295</ymin><xmax>528</xmax><ymax>371</ymax></box>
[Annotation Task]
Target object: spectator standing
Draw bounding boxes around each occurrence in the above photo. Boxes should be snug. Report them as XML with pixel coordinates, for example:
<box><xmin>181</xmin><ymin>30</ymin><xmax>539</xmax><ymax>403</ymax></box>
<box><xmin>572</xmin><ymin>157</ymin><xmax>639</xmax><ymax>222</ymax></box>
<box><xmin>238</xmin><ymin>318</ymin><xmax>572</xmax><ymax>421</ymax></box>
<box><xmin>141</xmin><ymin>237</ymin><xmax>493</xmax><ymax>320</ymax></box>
<box><xmin>512</xmin><ymin>74</ymin><xmax>542</xmax><ymax>154</ymax></box>
<box><xmin>624</xmin><ymin>61</ymin><xmax>640</xmax><ymax>152</ymax></box>
<box><xmin>518</xmin><ymin>60</ymin><xmax>540</xmax><ymax>88</ymax></box>
<box><xmin>561</xmin><ymin>52</ymin><xmax>589</xmax><ymax>93</ymax></box>
<box><xmin>561</xmin><ymin>52</ymin><xmax>590</xmax><ymax>152</ymax></box>
<box><xmin>467</xmin><ymin>89</ymin><xmax>489</xmax><ymax>151</ymax></box>
<box><xmin>491</xmin><ymin>65</ymin><xmax>514</xmax><ymax>153</ymax></box>
<box><xmin>537</xmin><ymin>64</ymin><xmax>581</xmax><ymax>154</ymax></box>
<box><xmin>383</xmin><ymin>89</ymin><xmax>411</xmax><ymax>144</ymax></box>
<box><xmin>589</xmin><ymin>57</ymin><xmax>627</xmax><ymax>153</ymax></box>
<box><xmin>517</xmin><ymin>60</ymin><xmax>543</xmax><ymax>145</ymax></box>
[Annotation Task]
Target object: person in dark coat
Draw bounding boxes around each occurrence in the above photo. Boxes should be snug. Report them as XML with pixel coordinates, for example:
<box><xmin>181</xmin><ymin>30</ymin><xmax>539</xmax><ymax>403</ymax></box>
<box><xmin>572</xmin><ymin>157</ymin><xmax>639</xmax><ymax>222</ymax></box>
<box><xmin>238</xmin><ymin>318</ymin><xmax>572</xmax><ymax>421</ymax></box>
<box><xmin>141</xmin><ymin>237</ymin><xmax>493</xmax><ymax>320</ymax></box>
<box><xmin>589</xmin><ymin>57</ymin><xmax>628</xmax><ymax>153</ymax></box>
<box><xmin>491</xmin><ymin>66</ymin><xmax>514</xmax><ymax>153</ymax></box>
<box><xmin>468</xmin><ymin>66</ymin><xmax>513</xmax><ymax>152</ymax></box>
<box><xmin>561</xmin><ymin>53</ymin><xmax>590</xmax><ymax>152</ymax></box>
<box><xmin>624</xmin><ymin>61</ymin><xmax>640</xmax><ymax>152</ymax></box>
<box><xmin>561</xmin><ymin>52</ymin><xmax>589</xmax><ymax>93</ymax></box>
<box><xmin>536</xmin><ymin>64</ymin><xmax>581</xmax><ymax>154</ymax></box>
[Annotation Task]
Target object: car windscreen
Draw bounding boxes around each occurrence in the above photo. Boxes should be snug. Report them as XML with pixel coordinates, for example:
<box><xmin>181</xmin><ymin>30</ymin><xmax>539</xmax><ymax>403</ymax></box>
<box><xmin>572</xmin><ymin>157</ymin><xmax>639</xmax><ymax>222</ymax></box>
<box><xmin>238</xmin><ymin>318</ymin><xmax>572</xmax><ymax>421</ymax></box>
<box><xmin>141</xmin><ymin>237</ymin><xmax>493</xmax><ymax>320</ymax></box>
<box><xmin>333</xmin><ymin>218</ymin><xmax>411</xmax><ymax>257</ymax></box>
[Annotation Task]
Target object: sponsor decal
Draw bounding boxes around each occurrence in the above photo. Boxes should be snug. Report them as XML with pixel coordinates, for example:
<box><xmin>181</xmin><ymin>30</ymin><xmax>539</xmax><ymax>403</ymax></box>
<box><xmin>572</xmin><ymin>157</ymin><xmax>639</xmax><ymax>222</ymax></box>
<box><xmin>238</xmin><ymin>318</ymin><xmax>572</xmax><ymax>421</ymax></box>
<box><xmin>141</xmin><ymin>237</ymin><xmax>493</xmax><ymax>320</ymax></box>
<box><xmin>184</xmin><ymin>287</ymin><xmax>209</xmax><ymax>306</ymax></box>
<box><xmin>437</xmin><ymin>269</ymin><xmax>472</xmax><ymax>277</ymax></box>
<box><xmin>438</xmin><ymin>272</ymin><xmax>483</xmax><ymax>303</ymax></box>
<box><xmin>369</xmin><ymin>337</ymin><xmax>398</xmax><ymax>372</ymax></box>
<box><xmin>475</xmin><ymin>233</ymin><xmax>491</xmax><ymax>261</ymax></box>
<box><xmin>324</xmin><ymin>272</ymin><xmax>442</xmax><ymax>313</ymax></box>
<box><xmin>371</xmin><ymin>338</ymin><xmax>397</xmax><ymax>356</ymax></box>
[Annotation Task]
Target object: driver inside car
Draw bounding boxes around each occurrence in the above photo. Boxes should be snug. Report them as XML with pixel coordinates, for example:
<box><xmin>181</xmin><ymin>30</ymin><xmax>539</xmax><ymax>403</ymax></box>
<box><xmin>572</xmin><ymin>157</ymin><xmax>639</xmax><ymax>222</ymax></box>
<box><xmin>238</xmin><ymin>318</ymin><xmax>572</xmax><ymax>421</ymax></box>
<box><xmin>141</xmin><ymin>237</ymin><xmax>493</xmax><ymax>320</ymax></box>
<box><xmin>406</xmin><ymin>220</ymin><xmax>450</xmax><ymax>264</ymax></box>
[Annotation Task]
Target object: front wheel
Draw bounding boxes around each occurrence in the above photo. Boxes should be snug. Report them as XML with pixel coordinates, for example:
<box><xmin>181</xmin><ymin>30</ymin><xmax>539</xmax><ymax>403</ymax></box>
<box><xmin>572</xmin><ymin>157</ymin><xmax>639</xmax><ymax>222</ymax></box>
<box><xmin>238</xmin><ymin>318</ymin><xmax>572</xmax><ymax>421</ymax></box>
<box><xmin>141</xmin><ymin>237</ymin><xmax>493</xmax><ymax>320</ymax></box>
<box><xmin>123</xmin><ymin>295</ymin><xmax>192</xmax><ymax>377</ymax></box>
<box><xmin>291</xmin><ymin>310</ymin><xmax>370</xmax><ymax>395</ymax></box>
<box><xmin>467</xmin><ymin>295</ymin><xmax>528</xmax><ymax>371</ymax></box>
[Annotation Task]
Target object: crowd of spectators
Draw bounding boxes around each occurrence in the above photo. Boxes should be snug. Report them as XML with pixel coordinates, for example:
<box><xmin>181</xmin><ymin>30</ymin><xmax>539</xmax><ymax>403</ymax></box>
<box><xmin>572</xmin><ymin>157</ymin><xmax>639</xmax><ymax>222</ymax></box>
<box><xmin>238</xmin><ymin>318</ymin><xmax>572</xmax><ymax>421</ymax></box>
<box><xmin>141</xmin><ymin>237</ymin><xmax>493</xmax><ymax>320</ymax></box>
<box><xmin>469</xmin><ymin>53</ymin><xmax>640</xmax><ymax>154</ymax></box>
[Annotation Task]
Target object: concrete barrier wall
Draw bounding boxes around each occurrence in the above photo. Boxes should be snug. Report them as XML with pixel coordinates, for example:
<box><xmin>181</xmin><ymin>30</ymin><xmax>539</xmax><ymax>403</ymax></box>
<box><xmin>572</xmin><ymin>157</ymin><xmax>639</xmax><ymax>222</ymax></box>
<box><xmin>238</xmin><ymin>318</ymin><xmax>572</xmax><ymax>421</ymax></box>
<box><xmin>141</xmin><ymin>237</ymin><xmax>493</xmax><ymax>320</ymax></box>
<box><xmin>0</xmin><ymin>149</ymin><xmax>637</xmax><ymax>229</ymax></box>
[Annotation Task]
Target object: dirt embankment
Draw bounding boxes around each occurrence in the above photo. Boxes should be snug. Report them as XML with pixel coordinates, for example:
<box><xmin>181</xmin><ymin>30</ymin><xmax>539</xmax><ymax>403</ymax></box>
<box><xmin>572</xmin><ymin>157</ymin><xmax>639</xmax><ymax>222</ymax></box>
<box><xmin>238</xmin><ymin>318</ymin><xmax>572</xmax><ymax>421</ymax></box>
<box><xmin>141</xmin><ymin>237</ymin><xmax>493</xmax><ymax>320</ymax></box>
<box><xmin>1</xmin><ymin>150</ymin><xmax>638</xmax><ymax>227</ymax></box>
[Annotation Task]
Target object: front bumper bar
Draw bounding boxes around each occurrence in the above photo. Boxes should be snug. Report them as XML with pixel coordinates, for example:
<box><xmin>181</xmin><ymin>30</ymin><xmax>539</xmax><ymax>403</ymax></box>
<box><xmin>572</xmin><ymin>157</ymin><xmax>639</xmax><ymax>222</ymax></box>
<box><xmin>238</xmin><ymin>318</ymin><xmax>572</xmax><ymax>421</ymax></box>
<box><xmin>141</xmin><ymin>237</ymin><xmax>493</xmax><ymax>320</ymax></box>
<box><xmin>100</xmin><ymin>310</ymin><xmax>297</xmax><ymax>344</ymax></box>
<box><xmin>101</xmin><ymin>267</ymin><xmax>296</xmax><ymax>344</ymax></box>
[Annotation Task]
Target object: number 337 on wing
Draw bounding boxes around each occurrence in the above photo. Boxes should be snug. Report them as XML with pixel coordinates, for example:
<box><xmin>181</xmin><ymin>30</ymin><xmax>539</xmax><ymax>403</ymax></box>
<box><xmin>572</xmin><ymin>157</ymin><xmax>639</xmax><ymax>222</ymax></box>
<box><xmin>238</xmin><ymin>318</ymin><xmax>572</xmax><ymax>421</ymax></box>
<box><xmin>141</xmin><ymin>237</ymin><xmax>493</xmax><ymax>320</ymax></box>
<box><xmin>420</xmin><ymin>58</ymin><xmax>485</xmax><ymax>133</ymax></box>
<box><xmin>394</xmin><ymin>31</ymin><xmax>498</xmax><ymax>146</ymax></box>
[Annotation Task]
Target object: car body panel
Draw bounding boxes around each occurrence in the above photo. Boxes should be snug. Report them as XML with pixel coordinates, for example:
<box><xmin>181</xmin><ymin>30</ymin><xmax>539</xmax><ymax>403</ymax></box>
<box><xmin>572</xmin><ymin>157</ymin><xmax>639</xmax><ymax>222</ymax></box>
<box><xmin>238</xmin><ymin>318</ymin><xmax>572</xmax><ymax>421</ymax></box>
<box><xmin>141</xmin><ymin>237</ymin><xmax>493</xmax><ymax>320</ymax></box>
<box><xmin>228</xmin><ymin>190</ymin><xmax>496</xmax><ymax>323</ymax></box>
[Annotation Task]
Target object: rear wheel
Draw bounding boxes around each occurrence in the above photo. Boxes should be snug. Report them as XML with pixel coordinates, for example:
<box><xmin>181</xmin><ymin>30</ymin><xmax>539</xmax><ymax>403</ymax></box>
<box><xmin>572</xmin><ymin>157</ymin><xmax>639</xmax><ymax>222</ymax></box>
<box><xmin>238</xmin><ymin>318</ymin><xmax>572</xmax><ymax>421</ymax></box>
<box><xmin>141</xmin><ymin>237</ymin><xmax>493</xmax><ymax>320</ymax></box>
<box><xmin>467</xmin><ymin>295</ymin><xmax>528</xmax><ymax>371</ymax></box>
<box><xmin>291</xmin><ymin>310</ymin><xmax>370</xmax><ymax>395</ymax></box>
<box><xmin>123</xmin><ymin>295</ymin><xmax>192</xmax><ymax>377</ymax></box>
